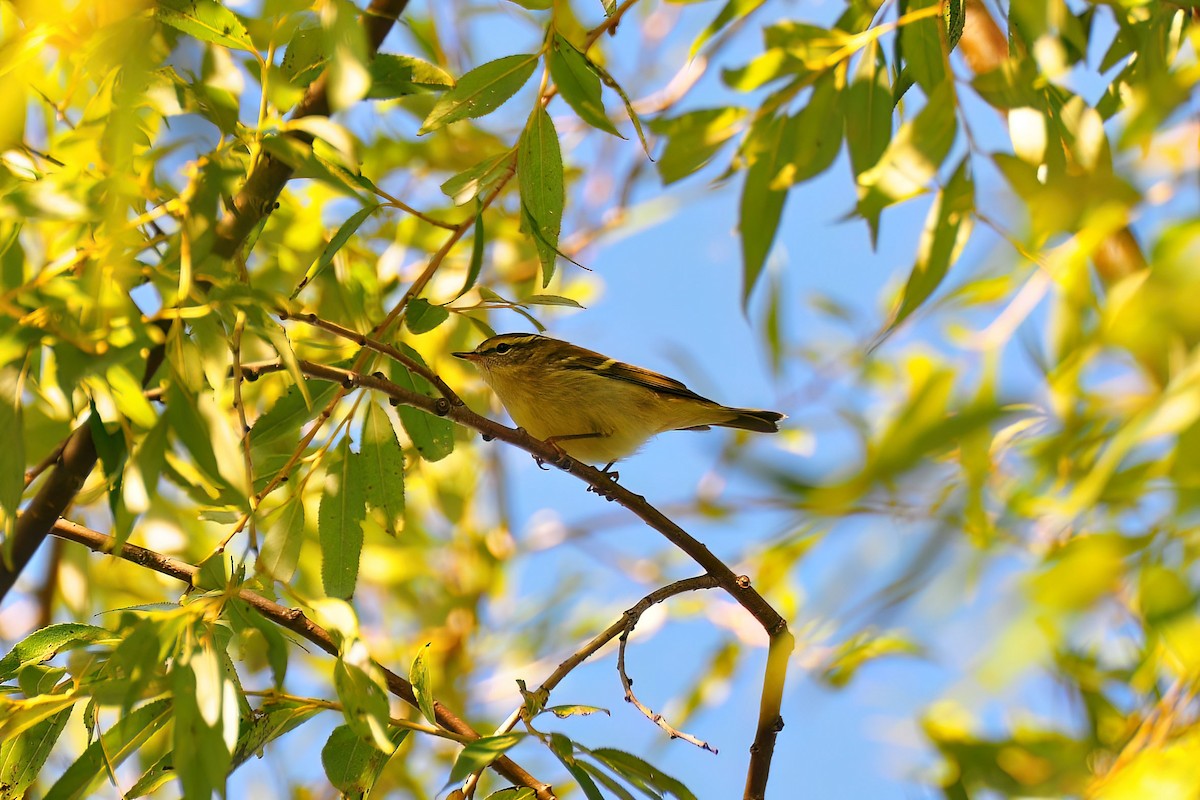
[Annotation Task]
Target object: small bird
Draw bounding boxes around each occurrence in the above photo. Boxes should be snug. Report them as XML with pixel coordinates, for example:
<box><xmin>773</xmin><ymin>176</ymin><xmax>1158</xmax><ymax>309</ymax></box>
<box><xmin>453</xmin><ymin>333</ymin><xmax>785</xmax><ymax>468</ymax></box>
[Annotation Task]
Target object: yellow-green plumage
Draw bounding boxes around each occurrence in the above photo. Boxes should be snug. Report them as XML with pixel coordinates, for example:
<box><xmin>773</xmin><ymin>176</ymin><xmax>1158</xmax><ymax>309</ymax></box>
<box><xmin>453</xmin><ymin>334</ymin><xmax>784</xmax><ymax>465</ymax></box>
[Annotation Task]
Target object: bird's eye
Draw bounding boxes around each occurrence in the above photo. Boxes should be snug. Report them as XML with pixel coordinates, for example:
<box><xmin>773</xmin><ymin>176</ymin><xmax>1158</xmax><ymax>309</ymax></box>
<box><xmin>494</xmin><ymin>343</ymin><xmax>511</xmax><ymax>355</ymax></box>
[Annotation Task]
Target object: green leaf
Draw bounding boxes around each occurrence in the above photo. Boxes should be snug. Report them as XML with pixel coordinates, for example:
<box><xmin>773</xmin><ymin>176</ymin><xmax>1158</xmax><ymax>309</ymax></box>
<box><xmin>232</xmin><ymin>703</ymin><xmax>321</xmax><ymax>767</ymax></box>
<box><xmin>738</xmin><ymin>115</ymin><xmax>789</xmax><ymax>308</ymax></box>
<box><xmin>123</xmin><ymin>752</ymin><xmax>175</xmax><ymax>799</ymax></box>
<box><xmin>579</xmin><ymin>762</ymin><xmax>638</xmax><ymax>800</ymax></box>
<box><xmin>649</xmin><ymin>107</ymin><xmax>747</xmax><ymax>185</ymax></box>
<box><xmin>360</xmin><ymin>400</ymin><xmax>405</xmax><ymax>536</ymax></box>
<box><xmin>409</xmin><ymin>643</ymin><xmax>437</xmax><ymax>725</ymax></box>
<box><xmin>484</xmin><ymin>790</ymin><xmax>537</xmax><ymax>800</ymax></box>
<box><xmin>281</xmin><ymin>25</ymin><xmax>325</xmax><ymax>87</ymax></box>
<box><xmin>333</xmin><ymin>660</ymin><xmax>396</xmax><ymax>754</ymax></box>
<box><xmin>899</xmin><ymin>0</ymin><xmax>947</xmax><ymax>93</ymax></box>
<box><xmin>844</xmin><ymin>39</ymin><xmax>892</xmax><ymax>179</ymax></box>
<box><xmin>770</xmin><ymin>70</ymin><xmax>841</xmax><ymax>189</ymax></box>
<box><xmin>588</xmin><ymin>60</ymin><xmax>652</xmax><ymax>158</ymax></box>
<box><xmin>0</xmin><ymin>366</ymin><xmax>23</xmax><ymax>559</ymax></box>
<box><xmin>155</xmin><ymin>0</ymin><xmax>253</xmax><ymax>51</ymax></box>
<box><xmin>518</xmin><ymin>106</ymin><xmax>565</xmax><ymax>286</ymax></box>
<box><xmin>368</xmin><ymin>54</ymin><xmax>455</xmax><ymax>99</ymax></box>
<box><xmin>420</xmin><ymin>54</ymin><xmax>540</xmax><ymax>134</ymax></box>
<box><xmin>546</xmin><ymin>704</ymin><xmax>610</xmax><ymax>718</ymax></box>
<box><xmin>441</xmin><ymin>150</ymin><xmax>518</xmax><ymax>206</ymax></box>
<box><xmin>549</xmin><ymin>35</ymin><xmax>622</xmax><ymax>137</ymax></box>
<box><xmin>0</xmin><ymin>707</ymin><xmax>71</xmax><ymax>799</ymax></box>
<box><xmin>522</xmin><ymin>294</ymin><xmax>584</xmax><ymax>308</ymax></box>
<box><xmin>0</xmin><ymin>623</ymin><xmax>113</xmax><ymax>682</ymax></box>
<box><xmin>323</xmin><ymin>0</ymin><xmax>370</xmax><ymax>110</ymax></box>
<box><xmin>589</xmin><ymin>748</ymin><xmax>699</xmax><ymax>800</ymax></box>
<box><xmin>321</xmin><ymin>724</ymin><xmax>406</xmax><ymax>798</ymax></box>
<box><xmin>886</xmin><ymin>157</ymin><xmax>974</xmax><ymax>332</ymax></box>
<box><xmin>44</xmin><ymin>699</ymin><xmax>173</xmax><ymax>800</ymax></box>
<box><xmin>691</xmin><ymin>0</ymin><xmax>766</xmax><ymax>59</ymax></box>
<box><xmin>257</xmin><ymin>491</ymin><xmax>307</xmax><ymax>583</ymax></box>
<box><xmin>548</xmin><ymin>735</ymin><xmax>604</xmax><ymax>800</ymax></box>
<box><xmin>453</xmin><ymin>201</ymin><xmax>486</xmax><ymax>301</ymax></box>
<box><xmin>171</xmin><ymin>655</ymin><xmax>233</xmax><ymax>800</ymax></box>
<box><xmin>250</xmin><ymin>379</ymin><xmax>341</xmax><ymax>452</ymax></box>
<box><xmin>406</xmin><ymin>298</ymin><xmax>451</xmax><ymax>334</ymax></box>
<box><xmin>944</xmin><ymin>0</ymin><xmax>965</xmax><ymax>50</ymax></box>
<box><xmin>446</xmin><ymin>733</ymin><xmax>525</xmax><ymax>785</ymax></box>
<box><xmin>856</xmin><ymin>80</ymin><xmax>957</xmax><ymax>245</ymax></box>
<box><xmin>294</xmin><ymin>203</ymin><xmax>381</xmax><ymax>298</ymax></box>
<box><xmin>319</xmin><ymin>436</ymin><xmax>367</xmax><ymax>599</ymax></box>
<box><xmin>388</xmin><ymin>348</ymin><xmax>455</xmax><ymax>462</ymax></box>
<box><xmin>820</xmin><ymin>629</ymin><xmax>923</xmax><ymax>687</ymax></box>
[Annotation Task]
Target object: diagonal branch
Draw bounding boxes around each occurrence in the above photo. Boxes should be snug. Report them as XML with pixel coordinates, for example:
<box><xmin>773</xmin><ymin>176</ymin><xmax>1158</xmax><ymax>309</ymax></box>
<box><xmin>232</xmin><ymin>357</ymin><xmax>794</xmax><ymax>799</ymax></box>
<box><xmin>47</xmin><ymin>518</ymin><xmax>556</xmax><ymax>800</ymax></box>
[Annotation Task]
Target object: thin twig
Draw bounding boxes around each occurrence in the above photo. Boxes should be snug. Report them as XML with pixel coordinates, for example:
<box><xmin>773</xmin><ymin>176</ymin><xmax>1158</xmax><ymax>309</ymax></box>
<box><xmin>277</xmin><ymin>310</ymin><xmax>462</xmax><ymax>404</ymax></box>
<box><xmin>614</xmin><ymin>582</ymin><xmax>720</xmax><ymax>752</ymax></box>
<box><xmin>23</xmin><ymin>441</ymin><xmax>66</xmax><ymax>488</ymax></box>
<box><xmin>242</xmin><ymin>689</ymin><xmax>468</xmax><ymax>741</ymax></box>
<box><xmin>47</xmin><ymin>517</ymin><xmax>556</xmax><ymax>800</ymax></box>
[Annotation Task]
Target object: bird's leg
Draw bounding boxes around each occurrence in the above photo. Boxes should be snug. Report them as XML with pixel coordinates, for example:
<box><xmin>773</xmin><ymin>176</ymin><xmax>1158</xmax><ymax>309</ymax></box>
<box><xmin>533</xmin><ymin>431</ymin><xmax>607</xmax><ymax>470</ymax></box>
<box><xmin>587</xmin><ymin>461</ymin><xmax>621</xmax><ymax>498</ymax></box>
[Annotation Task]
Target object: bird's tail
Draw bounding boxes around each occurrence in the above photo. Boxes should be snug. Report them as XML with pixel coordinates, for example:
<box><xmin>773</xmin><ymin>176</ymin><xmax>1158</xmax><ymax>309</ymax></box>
<box><xmin>717</xmin><ymin>407</ymin><xmax>785</xmax><ymax>434</ymax></box>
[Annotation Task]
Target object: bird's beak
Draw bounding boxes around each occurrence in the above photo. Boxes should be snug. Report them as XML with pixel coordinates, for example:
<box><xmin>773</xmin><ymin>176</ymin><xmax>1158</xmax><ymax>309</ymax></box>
<box><xmin>452</xmin><ymin>351</ymin><xmax>478</xmax><ymax>361</ymax></box>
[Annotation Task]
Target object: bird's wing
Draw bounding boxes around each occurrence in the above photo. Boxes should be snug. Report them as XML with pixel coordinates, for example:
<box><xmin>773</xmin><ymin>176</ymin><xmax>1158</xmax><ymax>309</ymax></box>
<box><xmin>562</xmin><ymin>351</ymin><xmax>716</xmax><ymax>403</ymax></box>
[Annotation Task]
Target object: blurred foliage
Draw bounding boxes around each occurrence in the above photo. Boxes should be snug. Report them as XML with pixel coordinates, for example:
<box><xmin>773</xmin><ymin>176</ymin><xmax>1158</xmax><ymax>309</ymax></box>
<box><xmin>0</xmin><ymin>0</ymin><xmax>1199</xmax><ymax>798</ymax></box>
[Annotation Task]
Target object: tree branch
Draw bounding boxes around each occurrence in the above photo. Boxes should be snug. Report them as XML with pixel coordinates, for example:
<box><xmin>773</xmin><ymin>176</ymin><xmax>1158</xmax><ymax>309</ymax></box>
<box><xmin>47</xmin><ymin>518</ymin><xmax>556</xmax><ymax>800</ymax></box>
<box><xmin>233</xmin><ymin>357</ymin><xmax>794</xmax><ymax>798</ymax></box>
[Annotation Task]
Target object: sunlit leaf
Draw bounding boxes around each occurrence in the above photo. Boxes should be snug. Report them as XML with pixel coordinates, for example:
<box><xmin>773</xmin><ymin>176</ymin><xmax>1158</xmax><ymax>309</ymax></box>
<box><xmin>856</xmin><ymin>80</ymin><xmax>957</xmax><ymax>245</ymax></box>
<box><xmin>257</xmin><ymin>491</ymin><xmax>307</xmax><ymax>583</ymax></box>
<box><xmin>43</xmin><ymin>699</ymin><xmax>173</xmax><ymax>800</ymax></box>
<box><xmin>368</xmin><ymin>54</ymin><xmax>455</xmax><ymax>98</ymax></box>
<box><xmin>549</xmin><ymin>35</ymin><xmax>622</xmax><ymax>137</ymax></box>
<box><xmin>844</xmin><ymin>39</ymin><xmax>892</xmax><ymax>178</ymax></box>
<box><xmin>770</xmin><ymin>70</ymin><xmax>841</xmax><ymax>189</ymax></box>
<box><xmin>441</xmin><ymin>151</ymin><xmax>518</xmax><ymax>206</ymax></box>
<box><xmin>360</xmin><ymin>400</ymin><xmax>405</xmax><ymax>536</ymax></box>
<box><xmin>446</xmin><ymin>733</ymin><xmax>525</xmax><ymax>785</ymax></box>
<box><xmin>156</xmin><ymin>0</ymin><xmax>253</xmax><ymax>51</ymax></box>
<box><xmin>294</xmin><ymin>203</ymin><xmax>381</xmax><ymax>298</ymax></box>
<box><xmin>0</xmin><ymin>366</ymin><xmax>23</xmax><ymax>554</ymax></box>
<box><xmin>691</xmin><ymin>0</ymin><xmax>766</xmax><ymax>59</ymax></box>
<box><xmin>319</xmin><ymin>436</ymin><xmax>367</xmax><ymax>599</ymax></box>
<box><xmin>899</xmin><ymin>0</ymin><xmax>947</xmax><ymax>93</ymax></box>
<box><xmin>649</xmin><ymin>107</ymin><xmax>747</xmax><ymax>185</ymax></box>
<box><xmin>0</xmin><ymin>623</ymin><xmax>113</xmax><ymax>682</ymax></box>
<box><xmin>321</xmin><ymin>724</ymin><xmax>406</xmax><ymax>796</ymax></box>
<box><xmin>886</xmin><ymin>157</ymin><xmax>974</xmax><ymax>332</ymax></box>
<box><xmin>388</xmin><ymin>349</ymin><xmax>455</xmax><ymax>462</ymax></box>
<box><xmin>739</xmin><ymin>115</ymin><xmax>789</xmax><ymax>307</ymax></box>
<box><xmin>0</xmin><ymin>707</ymin><xmax>71</xmax><ymax>798</ymax></box>
<box><xmin>406</xmin><ymin>298</ymin><xmax>450</xmax><ymax>334</ymax></box>
<box><xmin>420</xmin><ymin>54</ymin><xmax>540</xmax><ymax>134</ymax></box>
<box><xmin>518</xmin><ymin>106</ymin><xmax>565</xmax><ymax>286</ymax></box>
<box><xmin>409</xmin><ymin>643</ymin><xmax>437</xmax><ymax>725</ymax></box>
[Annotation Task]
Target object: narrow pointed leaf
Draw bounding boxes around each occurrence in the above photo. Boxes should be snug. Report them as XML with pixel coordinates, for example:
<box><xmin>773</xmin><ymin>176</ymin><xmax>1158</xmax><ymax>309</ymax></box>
<box><xmin>360</xmin><ymin>400</ymin><xmax>405</xmax><ymax>536</ymax></box>
<box><xmin>739</xmin><ymin>115</ymin><xmax>790</xmax><ymax>307</ymax></box>
<box><xmin>518</xmin><ymin>106</ymin><xmax>565</xmax><ymax>286</ymax></box>
<box><xmin>420</xmin><ymin>54</ymin><xmax>539</xmax><ymax>134</ymax></box>
<box><xmin>549</xmin><ymin>35</ymin><xmax>622</xmax><ymax>137</ymax></box>
<box><xmin>319</xmin><ymin>436</ymin><xmax>367</xmax><ymax>598</ymax></box>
